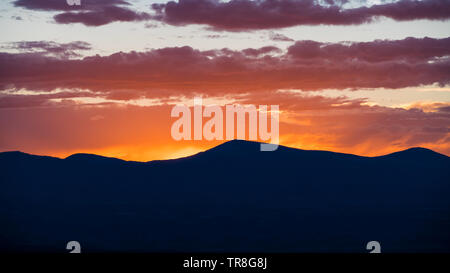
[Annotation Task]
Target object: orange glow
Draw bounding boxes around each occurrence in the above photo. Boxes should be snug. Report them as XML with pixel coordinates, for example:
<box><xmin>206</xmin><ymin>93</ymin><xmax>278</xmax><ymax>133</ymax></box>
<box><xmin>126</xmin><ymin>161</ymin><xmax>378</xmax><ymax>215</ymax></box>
<box><xmin>1</xmin><ymin>100</ymin><xmax>447</xmax><ymax>160</ymax></box>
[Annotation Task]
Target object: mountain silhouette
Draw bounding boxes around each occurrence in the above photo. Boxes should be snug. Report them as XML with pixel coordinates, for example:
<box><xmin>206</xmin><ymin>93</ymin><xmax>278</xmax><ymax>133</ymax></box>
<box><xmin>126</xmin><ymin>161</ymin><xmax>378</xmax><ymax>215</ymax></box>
<box><xmin>0</xmin><ymin>140</ymin><xmax>449</xmax><ymax>252</ymax></box>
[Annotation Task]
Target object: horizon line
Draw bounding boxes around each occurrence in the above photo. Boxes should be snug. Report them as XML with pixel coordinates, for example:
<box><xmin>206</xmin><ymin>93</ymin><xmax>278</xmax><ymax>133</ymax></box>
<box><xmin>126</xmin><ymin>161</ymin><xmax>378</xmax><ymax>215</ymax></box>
<box><xmin>0</xmin><ymin>140</ymin><xmax>447</xmax><ymax>163</ymax></box>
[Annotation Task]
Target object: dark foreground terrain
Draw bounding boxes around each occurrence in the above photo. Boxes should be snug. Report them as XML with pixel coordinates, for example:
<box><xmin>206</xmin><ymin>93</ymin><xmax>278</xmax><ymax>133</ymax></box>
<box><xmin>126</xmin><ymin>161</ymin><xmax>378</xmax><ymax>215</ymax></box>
<box><xmin>1</xmin><ymin>140</ymin><xmax>449</xmax><ymax>252</ymax></box>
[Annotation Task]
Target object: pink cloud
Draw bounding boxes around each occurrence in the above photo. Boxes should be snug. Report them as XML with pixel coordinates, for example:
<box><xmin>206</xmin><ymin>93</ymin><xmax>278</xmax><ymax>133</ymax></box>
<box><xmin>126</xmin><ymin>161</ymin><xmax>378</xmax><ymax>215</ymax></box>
<box><xmin>14</xmin><ymin>0</ymin><xmax>151</xmax><ymax>26</ymax></box>
<box><xmin>151</xmin><ymin>0</ymin><xmax>450</xmax><ymax>31</ymax></box>
<box><xmin>0</xmin><ymin>37</ymin><xmax>449</xmax><ymax>98</ymax></box>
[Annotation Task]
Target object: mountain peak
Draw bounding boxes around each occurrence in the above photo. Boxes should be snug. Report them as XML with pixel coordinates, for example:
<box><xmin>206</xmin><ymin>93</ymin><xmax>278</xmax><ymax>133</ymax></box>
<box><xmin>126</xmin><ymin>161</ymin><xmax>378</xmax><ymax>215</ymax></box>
<box><xmin>202</xmin><ymin>139</ymin><xmax>286</xmax><ymax>156</ymax></box>
<box><xmin>65</xmin><ymin>153</ymin><xmax>125</xmax><ymax>163</ymax></box>
<box><xmin>382</xmin><ymin>146</ymin><xmax>448</xmax><ymax>159</ymax></box>
<box><xmin>0</xmin><ymin>151</ymin><xmax>27</xmax><ymax>156</ymax></box>
<box><xmin>212</xmin><ymin>139</ymin><xmax>262</xmax><ymax>150</ymax></box>
<box><xmin>0</xmin><ymin>151</ymin><xmax>57</xmax><ymax>161</ymax></box>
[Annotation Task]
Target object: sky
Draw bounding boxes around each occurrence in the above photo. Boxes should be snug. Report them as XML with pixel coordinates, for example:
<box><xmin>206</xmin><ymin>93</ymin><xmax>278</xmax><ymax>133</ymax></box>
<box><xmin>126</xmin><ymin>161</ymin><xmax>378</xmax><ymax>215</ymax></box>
<box><xmin>0</xmin><ymin>0</ymin><xmax>449</xmax><ymax>160</ymax></box>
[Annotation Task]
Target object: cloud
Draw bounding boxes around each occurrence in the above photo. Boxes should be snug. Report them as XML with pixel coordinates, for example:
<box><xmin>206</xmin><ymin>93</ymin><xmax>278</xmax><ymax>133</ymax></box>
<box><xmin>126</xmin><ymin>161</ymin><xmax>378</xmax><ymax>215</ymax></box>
<box><xmin>204</xmin><ymin>34</ymin><xmax>226</xmax><ymax>39</ymax></box>
<box><xmin>14</xmin><ymin>0</ymin><xmax>128</xmax><ymax>12</ymax></box>
<box><xmin>401</xmin><ymin>101</ymin><xmax>450</xmax><ymax>113</ymax></box>
<box><xmin>0</xmin><ymin>90</ymin><xmax>96</xmax><ymax>108</ymax></box>
<box><xmin>151</xmin><ymin>0</ymin><xmax>450</xmax><ymax>31</ymax></box>
<box><xmin>269</xmin><ymin>32</ymin><xmax>294</xmax><ymax>42</ymax></box>
<box><xmin>1</xmin><ymin>41</ymin><xmax>91</xmax><ymax>58</ymax></box>
<box><xmin>259</xmin><ymin>92</ymin><xmax>450</xmax><ymax>156</ymax></box>
<box><xmin>0</xmin><ymin>37</ymin><xmax>449</xmax><ymax>96</ymax></box>
<box><xmin>53</xmin><ymin>6</ymin><xmax>152</xmax><ymax>26</ymax></box>
<box><xmin>13</xmin><ymin>0</ymin><xmax>151</xmax><ymax>26</ymax></box>
<box><xmin>287</xmin><ymin>37</ymin><xmax>450</xmax><ymax>63</ymax></box>
<box><xmin>241</xmin><ymin>46</ymin><xmax>282</xmax><ymax>57</ymax></box>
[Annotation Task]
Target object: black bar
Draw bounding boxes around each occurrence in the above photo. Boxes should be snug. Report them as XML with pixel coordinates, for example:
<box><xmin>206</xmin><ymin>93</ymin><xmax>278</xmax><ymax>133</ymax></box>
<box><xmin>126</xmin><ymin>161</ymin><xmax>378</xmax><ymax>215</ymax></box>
<box><xmin>3</xmin><ymin>253</ymin><xmax>448</xmax><ymax>272</ymax></box>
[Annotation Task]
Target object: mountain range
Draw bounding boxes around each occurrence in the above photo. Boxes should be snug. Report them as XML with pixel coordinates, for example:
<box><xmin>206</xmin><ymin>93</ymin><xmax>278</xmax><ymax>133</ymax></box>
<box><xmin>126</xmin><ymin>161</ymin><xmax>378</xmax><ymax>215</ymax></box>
<box><xmin>1</xmin><ymin>140</ymin><xmax>449</xmax><ymax>252</ymax></box>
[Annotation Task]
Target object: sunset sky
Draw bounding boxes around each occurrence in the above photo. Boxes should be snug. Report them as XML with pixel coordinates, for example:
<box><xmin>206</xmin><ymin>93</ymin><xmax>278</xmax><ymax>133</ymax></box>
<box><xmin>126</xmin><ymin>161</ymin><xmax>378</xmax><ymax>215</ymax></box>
<box><xmin>0</xmin><ymin>0</ymin><xmax>449</xmax><ymax>161</ymax></box>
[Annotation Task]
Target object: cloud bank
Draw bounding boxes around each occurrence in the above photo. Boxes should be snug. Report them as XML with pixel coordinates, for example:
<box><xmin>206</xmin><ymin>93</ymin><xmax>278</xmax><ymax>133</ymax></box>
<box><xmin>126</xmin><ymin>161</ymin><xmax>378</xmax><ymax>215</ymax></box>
<box><xmin>12</xmin><ymin>0</ymin><xmax>450</xmax><ymax>28</ymax></box>
<box><xmin>14</xmin><ymin>0</ymin><xmax>151</xmax><ymax>26</ymax></box>
<box><xmin>151</xmin><ymin>0</ymin><xmax>450</xmax><ymax>31</ymax></box>
<box><xmin>1</xmin><ymin>37</ymin><xmax>449</xmax><ymax>99</ymax></box>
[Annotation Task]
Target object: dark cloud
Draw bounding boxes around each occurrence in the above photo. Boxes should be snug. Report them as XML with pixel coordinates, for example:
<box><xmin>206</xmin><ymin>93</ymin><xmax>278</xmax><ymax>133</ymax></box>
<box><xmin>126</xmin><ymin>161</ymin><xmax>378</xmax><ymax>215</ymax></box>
<box><xmin>204</xmin><ymin>34</ymin><xmax>225</xmax><ymax>39</ymax></box>
<box><xmin>53</xmin><ymin>6</ymin><xmax>152</xmax><ymax>26</ymax></box>
<box><xmin>1</xmin><ymin>41</ymin><xmax>91</xmax><ymax>58</ymax></box>
<box><xmin>287</xmin><ymin>37</ymin><xmax>450</xmax><ymax>63</ymax></box>
<box><xmin>144</xmin><ymin>22</ymin><xmax>159</xmax><ymax>28</ymax></box>
<box><xmin>13</xmin><ymin>0</ymin><xmax>151</xmax><ymax>26</ymax></box>
<box><xmin>13</xmin><ymin>0</ymin><xmax>450</xmax><ymax>29</ymax></box>
<box><xmin>242</xmin><ymin>46</ymin><xmax>282</xmax><ymax>57</ymax></box>
<box><xmin>0</xmin><ymin>37</ymin><xmax>449</xmax><ymax>96</ymax></box>
<box><xmin>13</xmin><ymin>0</ymin><xmax>128</xmax><ymax>11</ymax></box>
<box><xmin>0</xmin><ymin>90</ymin><xmax>96</xmax><ymax>108</ymax></box>
<box><xmin>269</xmin><ymin>32</ymin><xmax>294</xmax><ymax>42</ymax></box>
<box><xmin>151</xmin><ymin>0</ymin><xmax>450</xmax><ymax>31</ymax></box>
